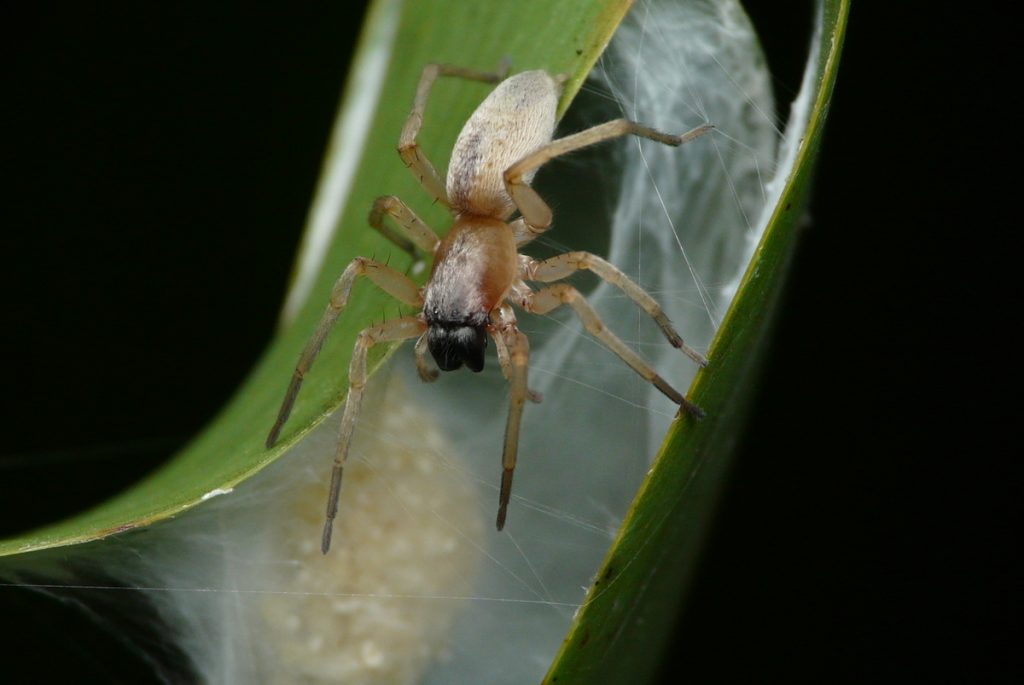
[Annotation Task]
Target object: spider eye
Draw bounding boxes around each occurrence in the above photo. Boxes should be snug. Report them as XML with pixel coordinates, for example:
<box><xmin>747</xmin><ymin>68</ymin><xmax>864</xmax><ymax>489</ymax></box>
<box><xmin>427</xmin><ymin>324</ymin><xmax>487</xmax><ymax>373</ymax></box>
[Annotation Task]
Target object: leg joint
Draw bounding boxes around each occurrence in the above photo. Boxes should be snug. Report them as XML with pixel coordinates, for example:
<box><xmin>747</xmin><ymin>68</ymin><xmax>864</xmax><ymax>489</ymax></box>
<box><xmin>371</xmin><ymin>195</ymin><xmax>399</xmax><ymax>213</ymax></box>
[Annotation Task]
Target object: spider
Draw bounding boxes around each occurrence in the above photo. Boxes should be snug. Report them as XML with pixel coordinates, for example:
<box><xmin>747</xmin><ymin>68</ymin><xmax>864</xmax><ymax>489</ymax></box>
<box><xmin>266</xmin><ymin>63</ymin><xmax>713</xmax><ymax>553</ymax></box>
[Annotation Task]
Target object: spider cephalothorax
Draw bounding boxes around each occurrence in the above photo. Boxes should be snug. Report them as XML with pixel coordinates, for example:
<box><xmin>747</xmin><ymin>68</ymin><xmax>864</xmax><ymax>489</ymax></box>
<box><xmin>267</xmin><ymin>63</ymin><xmax>713</xmax><ymax>553</ymax></box>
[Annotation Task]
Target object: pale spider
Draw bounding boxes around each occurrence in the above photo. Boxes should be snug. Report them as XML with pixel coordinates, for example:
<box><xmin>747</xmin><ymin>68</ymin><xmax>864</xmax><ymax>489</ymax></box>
<box><xmin>267</xmin><ymin>63</ymin><xmax>713</xmax><ymax>553</ymax></box>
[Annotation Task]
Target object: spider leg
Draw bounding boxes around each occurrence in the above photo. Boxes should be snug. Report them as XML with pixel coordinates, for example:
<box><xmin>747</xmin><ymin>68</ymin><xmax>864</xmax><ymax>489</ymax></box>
<box><xmin>399</xmin><ymin>62</ymin><xmax>510</xmax><ymax>206</ymax></box>
<box><xmin>322</xmin><ymin>316</ymin><xmax>427</xmax><ymax>554</ymax></box>
<box><xmin>495</xmin><ymin>326</ymin><xmax>530</xmax><ymax>530</ymax></box>
<box><xmin>489</xmin><ymin>304</ymin><xmax>543</xmax><ymax>403</ymax></box>
<box><xmin>522</xmin><ymin>252</ymin><xmax>707</xmax><ymax>367</ymax></box>
<box><xmin>266</xmin><ymin>258</ymin><xmax>423</xmax><ymax>448</ymax></box>
<box><xmin>509</xmin><ymin>218</ymin><xmax>547</xmax><ymax>249</ymax></box>
<box><xmin>521</xmin><ymin>283</ymin><xmax>705</xmax><ymax>419</ymax></box>
<box><xmin>504</xmin><ymin>120</ymin><xmax>714</xmax><ymax>231</ymax></box>
<box><xmin>369</xmin><ymin>195</ymin><xmax>440</xmax><ymax>261</ymax></box>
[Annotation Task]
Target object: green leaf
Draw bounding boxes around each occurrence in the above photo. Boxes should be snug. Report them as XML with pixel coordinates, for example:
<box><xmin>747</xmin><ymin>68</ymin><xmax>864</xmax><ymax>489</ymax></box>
<box><xmin>543</xmin><ymin>1</ymin><xmax>850</xmax><ymax>682</ymax></box>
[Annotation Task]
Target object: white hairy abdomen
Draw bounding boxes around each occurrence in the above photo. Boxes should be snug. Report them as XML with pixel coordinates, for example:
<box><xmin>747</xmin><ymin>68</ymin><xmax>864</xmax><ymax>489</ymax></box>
<box><xmin>446</xmin><ymin>70</ymin><xmax>558</xmax><ymax>219</ymax></box>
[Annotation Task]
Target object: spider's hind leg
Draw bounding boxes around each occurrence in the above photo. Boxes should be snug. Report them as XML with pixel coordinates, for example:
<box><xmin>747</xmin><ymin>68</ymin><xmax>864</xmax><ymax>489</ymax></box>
<box><xmin>504</xmin><ymin>120</ymin><xmax>714</xmax><ymax>232</ymax></box>
<box><xmin>398</xmin><ymin>62</ymin><xmax>511</xmax><ymax>205</ymax></box>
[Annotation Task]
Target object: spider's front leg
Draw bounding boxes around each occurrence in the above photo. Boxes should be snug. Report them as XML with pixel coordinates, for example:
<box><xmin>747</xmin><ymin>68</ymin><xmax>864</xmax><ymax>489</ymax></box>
<box><xmin>494</xmin><ymin>323</ymin><xmax>530</xmax><ymax>531</ymax></box>
<box><xmin>369</xmin><ymin>195</ymin><xmax>440</xmax><ymax>264</ymax></box>
<box><xmin>520</xmin><ymin>283</ymin><xmax>705</xmax><ymax>419</ymax></box>
<box><xmin>489</xmin><ymin>304</ymin><xmax>543</xmax><ymax>403</ymax></box>
<box><xmin>322</xmin><ymin>316</ymin><xmax>427</xmax><ymax>554</ymax></box>
<box><xmin>521</xmin><ymin>252</ymin><xmax>707</xmax><ymax>366</ymax></box>
<box><xmin>266</xmin><ymin>257</ymin><xmax>423</xmax><ymax>448</ymax></box>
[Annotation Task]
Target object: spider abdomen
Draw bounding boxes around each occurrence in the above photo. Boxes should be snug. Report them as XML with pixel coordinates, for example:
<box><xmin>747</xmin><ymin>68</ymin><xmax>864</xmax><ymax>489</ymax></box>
<box><xmin>446</xmin><ymin>70</ymin><xmax>559</xmax><ymax>219</ymax></box>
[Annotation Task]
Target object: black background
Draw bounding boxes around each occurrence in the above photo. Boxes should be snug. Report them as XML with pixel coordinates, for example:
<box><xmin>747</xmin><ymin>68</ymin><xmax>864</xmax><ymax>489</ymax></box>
<box><xmin>1</xmin><ymin>2</ymin><xmax>1015</xmax><ymax>683</ymax></box>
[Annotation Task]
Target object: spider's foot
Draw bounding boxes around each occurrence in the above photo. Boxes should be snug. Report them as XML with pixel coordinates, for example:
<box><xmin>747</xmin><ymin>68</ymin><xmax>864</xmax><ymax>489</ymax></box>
<box><xmin>679</xmin><ymin>342</ymin><xmax>708</xmax><ymax>368</ymax></box>
<box><xmin>672</xmin><ymin>123</ymin><xmax>715</xmax><ymax>146</ymax></box>
<box><xmin>496</xmin><ymin>467</ymin><xmax>514</xmax><ymax>530</ymax></box>
<box><xmin>678</xmin><ymin>397</ymin><xmax>706</xmax><ymax>421</ymax></box>
<box><xmin>321</xmin><ymin>522</ymin><xmax>335</xmax><ymax>555</ymax></box>
<box><xmin>265</xmin><ymin>421</ymin><xmax>285</xmax><ymax>449</ymax></box>
<box><xmin>496</xmin><ymin>56</ymin><xmax>512</xmax><ymax>79</ymax></box>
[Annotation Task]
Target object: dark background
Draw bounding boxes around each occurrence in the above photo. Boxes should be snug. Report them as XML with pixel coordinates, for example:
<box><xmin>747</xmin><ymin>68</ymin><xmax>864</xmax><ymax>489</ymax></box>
<box><xmin>1</xmin><ymin>2</ymin><xmax>1015</xmax><ymax>683</ymax></box>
